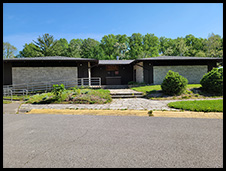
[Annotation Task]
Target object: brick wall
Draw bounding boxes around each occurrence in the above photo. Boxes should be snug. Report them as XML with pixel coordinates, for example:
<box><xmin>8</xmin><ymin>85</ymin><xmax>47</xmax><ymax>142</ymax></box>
<box><xmin>153</xmin><ymin>65</ymin><xmax>208</xmax><ymax>85</ymax></box>
<box><xmin>12</xmin><ymin>67</ymin><xmax>78</xmax><ymax>84</ymax></box>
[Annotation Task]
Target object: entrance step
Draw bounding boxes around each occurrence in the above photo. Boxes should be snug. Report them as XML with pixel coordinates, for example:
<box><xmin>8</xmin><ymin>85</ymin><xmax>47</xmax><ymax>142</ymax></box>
<box><xmin>101</xmin><ymin>85</ymin><xmax>128</xmax><ymax>89</ymax></box>
<box><xmin>109</xmin><ymin>89</ymin><xmax>144</xmax><ymax>98</ymax></box>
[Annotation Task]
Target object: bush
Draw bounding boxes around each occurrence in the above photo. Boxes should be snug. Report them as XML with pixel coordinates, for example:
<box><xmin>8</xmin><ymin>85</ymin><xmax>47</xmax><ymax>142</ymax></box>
<box><xmin>200</xmin><ymin>68</ymin><xmax>223</xmax><ymax>95</ymax></box>
<box><xmin>52</xmin><ymin>84</ymin><xmax>65</xmax><ymax>99</ymax></box>
<box><xmin>161</xmin><ymin>70</ymin><xmax>188</xmax><ymax>96</ymax></box>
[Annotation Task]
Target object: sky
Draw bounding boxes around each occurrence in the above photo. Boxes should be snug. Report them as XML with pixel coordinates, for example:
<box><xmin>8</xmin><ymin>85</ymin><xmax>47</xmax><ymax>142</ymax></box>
<box><xmin>3</xmin><ymin>3</ymin><xmax>223</xmax><ymax>54</ymax></box>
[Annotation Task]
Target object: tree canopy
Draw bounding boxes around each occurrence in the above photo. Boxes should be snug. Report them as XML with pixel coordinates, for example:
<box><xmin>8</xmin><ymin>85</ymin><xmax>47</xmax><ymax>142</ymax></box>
<box><xmin>8</xmin><ymin>32</ymin><xmax>223</xmax><ymax>59</ymax></box>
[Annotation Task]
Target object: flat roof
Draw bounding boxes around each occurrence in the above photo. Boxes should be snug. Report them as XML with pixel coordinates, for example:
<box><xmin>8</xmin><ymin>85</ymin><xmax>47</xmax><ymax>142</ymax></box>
<box><xmin>3</xmin><ymin>56</ymin><xmax>98</xmax><ymax>62</ymax></box>
<box><xmin>3</xmin><ymin>56</ymin><xmax>222</xmax><ymax>64</ymax></box>
<box><xmin>136</xmin><ymin>56</ymin><xmax>223</xmax><ymax>61</ymax></box>
<box><xmin>98</xmin><ymin>60</ymin><xmax>134</xmax><ymax>65</ymax></box>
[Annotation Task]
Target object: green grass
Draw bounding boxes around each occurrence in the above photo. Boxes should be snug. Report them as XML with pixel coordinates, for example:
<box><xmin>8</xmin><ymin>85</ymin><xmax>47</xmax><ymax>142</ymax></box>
<box><xmin>131</xmin><ymin>84</ymin><xmax>222</xmax><ymax>100</ymax></box>
<box><xmin>131</xmin><ymin>85</ymin><xmax>162</xmax><ymax>94</ymax></box>
<box><xmin>168</xmin><ymin>99</ymin><xmax>223</xmax><ymax>112</ymax></box>
<box><xmin>131</xmin><ymin>84</ymin><xmax>201</xmax><ymax>94</ymax></box>
<box><xmin>3</xmin><ymin>100</ymin><xmax>12</xmax><ymax>104</ymax></box>
<box><xmin>186</xmin><ymin>84</ymin><xmax>202</xmax><ymax>89</ymax></box>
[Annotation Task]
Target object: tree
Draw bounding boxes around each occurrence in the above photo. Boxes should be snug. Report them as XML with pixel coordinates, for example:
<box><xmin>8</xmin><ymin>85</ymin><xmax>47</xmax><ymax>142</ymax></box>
<box><xmin>164</xmin><ymin>47</ymin><xmax>174</xmax><ymax>56</ymax></box>
<box><xmin>100</xmin><ymin>34</ymin><xmax>118</xmax><ymax>59</ymax></box>
<box><xmin>205</xmin><ymin>33</ymin><xmax>223</xmax><ymax>57</ymax></box>
<box><xmin>80</xmin><ymin>38</ymin><xmax>100</xmax><ymax>58</ymax></box>
<box><xmin>67</xmin><ymin>39</ymin><xmax>83</xmax><ymax>58</ymax></box>
<box><xmin>113</xmin><ymin>42</ymin><xmax>128</xmax><ymax>59</ymax></box>
<box><xmin>142</xmin><ymin>33</ymin><xmax>160</xmax><ymax>57</ymax></box>
<box><xmin>3</xmin><ymin>42</ymin><xmax>17</xmax><ymax>58</ymax></box>
<box><xmin>174</xmin><ymin>38</ymin><xmax>189</xmax><ymax>56</ymax></box>
<box><xmin>128</xmin><ymin>33</ymin><xmax>143</xmax><ymax>59</ymax></box>
<box><xmin>18</xmin><ymin>43</ymin><xmax>43</xmax><ymax>57</ymax></box>
<box><xmin>184</xmin><ymin>34</ymin><xmax>207</xmax><ymax>57</ymax></box>
<box><xmin>195</xmin><ymin>51</ymin><xmax>206</xmax><ymax>57</ymax></box>
<box><xmin>160</xmin><ymin>37</ymin><xmax>175</xmax><ymax>56</ymax></box>
<box><xmin>54</xmin><ymin>38</ymin><xmax>69</xmax><ymax>56</ymax></box>
<box><xmin>32</xmin><ymin>33</ymin><xmax>58</xmax><ymax>56</ymax></box>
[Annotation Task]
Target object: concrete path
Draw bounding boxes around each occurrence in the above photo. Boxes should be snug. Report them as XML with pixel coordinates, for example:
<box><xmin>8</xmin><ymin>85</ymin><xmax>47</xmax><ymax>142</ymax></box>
<box><xmin>19</xmin><ymin>98</ymin><xmax>177</xmax><ymax>113</ymax></box>
<box><xmin>18</xmin><ymin>97</ymin><xmax>223</xmax><ymax>114</ymax></box>
<box><xmin>3</xmin><ymin>101</ymin><xmax>23</xmax><ymax>114</ymax></box>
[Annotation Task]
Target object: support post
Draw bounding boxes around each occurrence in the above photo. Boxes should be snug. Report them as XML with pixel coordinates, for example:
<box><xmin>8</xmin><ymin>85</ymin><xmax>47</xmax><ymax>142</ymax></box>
<box><xmin>88</xmin><ymin>62</ymin><xmax>91</xmax><ymax>86</ymax></box>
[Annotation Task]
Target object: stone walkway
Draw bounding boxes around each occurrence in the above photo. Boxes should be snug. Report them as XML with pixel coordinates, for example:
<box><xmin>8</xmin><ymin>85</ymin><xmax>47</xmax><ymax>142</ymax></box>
<box><xmin>19</xmin><ymin>98</ymin><xmax>223</xmax><ymax>113</ymax></box>
<box><xmin>19</xmin><ymin>98</ymin><xmax>181</xmax><ymax>113</ymax></box>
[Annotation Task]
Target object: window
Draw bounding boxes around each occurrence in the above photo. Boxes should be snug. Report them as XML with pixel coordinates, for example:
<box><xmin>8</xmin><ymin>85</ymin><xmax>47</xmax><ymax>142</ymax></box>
<box><xmin>106</xmin><ymin>65</ymin><xmax>119</xmax><ymax>76</ymax></box>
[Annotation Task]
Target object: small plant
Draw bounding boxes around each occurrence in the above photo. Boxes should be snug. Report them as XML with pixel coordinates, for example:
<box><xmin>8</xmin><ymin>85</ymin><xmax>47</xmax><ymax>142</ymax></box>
<box><xmin>161</xmin><ymin>70</ymin><xmax>188</xmax><ymax>96</ymax></box>
<box><xmin>52</xmin><ymin>84</ymin><xmax>65</xmax><ymax>99</ymax></box>
<box><xmin>148</xmin><ymin>110</ymin><xmax>154</xmax><ymax>116</ymax></box>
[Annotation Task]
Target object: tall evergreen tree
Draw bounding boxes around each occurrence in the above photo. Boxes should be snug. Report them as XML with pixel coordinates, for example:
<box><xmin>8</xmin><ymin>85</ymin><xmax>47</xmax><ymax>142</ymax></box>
<box><xmin>32</xmin><ymin>33</ymin><xmax>58</xmax><ymax>56</ymax></box>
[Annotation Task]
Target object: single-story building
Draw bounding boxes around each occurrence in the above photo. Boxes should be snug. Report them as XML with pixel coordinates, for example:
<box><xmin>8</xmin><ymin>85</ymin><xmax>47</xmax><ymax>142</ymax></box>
<box><xmin>3</xmin><ymin>56</ymin><xmax>222</xmax><ymax>87</ymax></box>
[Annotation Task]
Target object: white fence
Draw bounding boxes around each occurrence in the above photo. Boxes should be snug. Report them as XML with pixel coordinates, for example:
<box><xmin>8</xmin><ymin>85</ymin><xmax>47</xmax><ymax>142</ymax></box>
<box><xmin>3</xmin><ymin>77</ymin><xmax>101</xmax><ymax>97</ymax></box>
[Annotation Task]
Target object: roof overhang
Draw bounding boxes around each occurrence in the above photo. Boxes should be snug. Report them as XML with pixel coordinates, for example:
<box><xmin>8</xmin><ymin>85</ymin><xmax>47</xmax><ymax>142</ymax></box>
<box><xmin>98</xmin><ymin>60</ymin><xmax>135</xmax><ymax>65</ymax></box>
<box><xmin>3</xmin><ymin>56</ymin><xmax>98</xmax><ymax>64</ymax></box>
<box><xmin>135</xmin><ymin>56</ymin><xmax>223</xmax><ymax>62</ymax></box>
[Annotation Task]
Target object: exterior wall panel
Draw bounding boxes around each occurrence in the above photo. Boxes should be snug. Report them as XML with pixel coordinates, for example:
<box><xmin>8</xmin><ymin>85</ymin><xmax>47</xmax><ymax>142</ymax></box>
<box><xmin>153</xmin><ymin>65</ymin><xmax>208</xmax><ymax>85</ymax></box>
<box><xmin>12</xmin><ymin>67</ymin><xmax>78</xmax><ymax>84</ymax></box>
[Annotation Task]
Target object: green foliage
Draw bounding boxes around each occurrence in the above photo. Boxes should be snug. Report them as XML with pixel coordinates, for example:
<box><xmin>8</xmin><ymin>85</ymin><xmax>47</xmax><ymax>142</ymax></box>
<box><xmin>148</xmin><ymin>110</ymin><xmax>154</xmax><ymax>116</ymax></box>
<box><xmin>3</xmin><ymin>42</ymin><xmax>17</xmax><ymax>59</ymax></box>
<box><xmin>26</xmin><ymin>87</ymin><xmax>112</xmax><ymax>104</ymax></box>
<box><xmin>200</xmin><ymin>68</ymin><xmax>223</xmax><ymax>95</ymax></box>
<box><xmin>67</xmin><ymin>39</ymin><xmax>83</xmax><ymax>58</ymax></box>
<box><xmin>18</xmin><ymin>43</ymin><xmax>44</xmax><ymax>57</ymax></box>
<box><xmin>161</xmin><ymin>70</ymin><xmax>188</xmax><ymax>95</ymax></box>
<box><xmin>142</xmin><ymin>33</ymin><xmax>160</xmax><ymax>57</ymax></box>
<box><xmin>52</xmin><ymin>84</ymin><xmax>65</xmax><ymax>99</ymax></box>
<box><xmin>17</xmin><ymin>32</ymin><xmax>223</xmax><ymax>59</ymax></box>
<box><xmin>32</xmin><ymin>33</ymin><xmax>58</xmax><ymax>56</ymax></box>
<box><xmin>168</xmin><ymin>99</ymin><xmax>223</xmax><ymax>112</ymax></box>
<box><xmin>81</xmin><ymin>38</ymin><xmax>101</xmax><ymax>59</ymax></box>
<box><xmin>129</xmin><ymin>33</ymin><xmax>144</xmax><ymax>59</ymax></box>
<box><xmin>100</xmin><ymin>34</ymin><xmax>118</xmax><ymax>59</ymax></box>
<box><xmin>204</xmin><ymin>33</ymin><xmax>223</xmax><ymax>57</ymax></box>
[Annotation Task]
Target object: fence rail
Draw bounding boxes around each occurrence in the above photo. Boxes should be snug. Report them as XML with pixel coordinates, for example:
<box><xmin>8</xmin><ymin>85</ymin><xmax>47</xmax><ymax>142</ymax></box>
<box><xmin>3</xmin><ymin>77</ymin><xmax>101</xmax><ymax>98</ymax></box>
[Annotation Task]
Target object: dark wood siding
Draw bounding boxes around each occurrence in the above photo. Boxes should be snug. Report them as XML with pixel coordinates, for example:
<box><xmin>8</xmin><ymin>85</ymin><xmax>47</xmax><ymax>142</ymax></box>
<box><xmin>3</xmin><ymin>62</ymin><xmax>12</xmax><ymax>85</ymax></box>
<box><xmin>91</xmin><ymin>65</ymin><xmax>133</xmax><ymax>85</ymax></box>
<box><xmin>143</xmin><ymin>62</ymin><xmax>153</xmax><ymax>84</ymax></box>
<box><xmin>78</xmin><ymin>62</ymin><xmax>88</xmax><ymax>78</ymax></box>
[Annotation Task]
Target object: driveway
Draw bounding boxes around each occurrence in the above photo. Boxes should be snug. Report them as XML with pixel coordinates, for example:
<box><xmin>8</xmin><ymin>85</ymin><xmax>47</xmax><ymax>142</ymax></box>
<box><xmin>3</xmin><ymin>114</ymin><xmax>223</xmax><ymax>168</ymax></box>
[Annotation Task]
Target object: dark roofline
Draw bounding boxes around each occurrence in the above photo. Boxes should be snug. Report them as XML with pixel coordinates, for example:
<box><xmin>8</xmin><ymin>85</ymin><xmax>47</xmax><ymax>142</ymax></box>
<box><xmin>135</xmin><ymin>56</ymin><xmax>223</xmax><ymax>61</ymax></box>
<box><xmin>3</xmin><ymin>56</ymin><xmax>222</xmax><ymax>65</ymax></box>
<box><xmin>3</xmin><ymin>56</ymin><xmax>98</xmax><ymax>62</ymax></box>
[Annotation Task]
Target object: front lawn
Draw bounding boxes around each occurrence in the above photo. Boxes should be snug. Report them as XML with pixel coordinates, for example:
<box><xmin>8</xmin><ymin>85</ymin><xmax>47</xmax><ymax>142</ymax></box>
<box><xmin>26</xmin><ymin>88</ymin><xmax>112</xmax><ymax>104</ymax></box>
<box><xmin>168</xmin><ymin>99</ymin><xmax>223</xmax><ymax>112</ymax></box>
<box><xmin>131</xmin><ymin>84</ymin><xmax>222</xmax><ymax>100</ymax></box>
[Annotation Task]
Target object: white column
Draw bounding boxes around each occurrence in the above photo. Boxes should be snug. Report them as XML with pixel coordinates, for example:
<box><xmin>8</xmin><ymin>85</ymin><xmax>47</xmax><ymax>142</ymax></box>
<box><xmin>88</xmin><ymin>62</ymin><xmax>91</xmax><ymax>86</ymax></box>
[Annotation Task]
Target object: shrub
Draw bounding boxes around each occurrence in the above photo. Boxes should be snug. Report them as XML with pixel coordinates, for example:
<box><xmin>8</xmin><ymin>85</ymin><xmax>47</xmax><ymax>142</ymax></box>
<box><xmin>52</xmin><ymin>84</ymin><xmax>65</xmax><ymax>99</ymax></box>
<box><xmin>200</xmin><ymin>68</ymin><xmax>223</xmax><ymax>95</ymax></box>
<box><xmin>161</xmin><ymin>70</ymin><xmax>188</xmax><ymax>96</ymax></box>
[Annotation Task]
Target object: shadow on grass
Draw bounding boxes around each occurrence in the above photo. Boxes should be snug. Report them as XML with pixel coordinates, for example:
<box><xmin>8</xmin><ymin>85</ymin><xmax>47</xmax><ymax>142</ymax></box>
<box><xmin>32</xmin><ymin>97</ymin><xmax>59</xmax><ymax>104</ymax></box>
<box><xmin>145</xmin><ymin>88</ymin><xmax>222</xmax><ymax>100</ymax></box>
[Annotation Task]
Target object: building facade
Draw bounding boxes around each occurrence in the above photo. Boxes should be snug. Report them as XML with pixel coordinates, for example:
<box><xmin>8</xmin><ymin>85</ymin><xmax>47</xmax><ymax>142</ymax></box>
<box><xmin>3</xmin><ymin>56</ymin><xmax>222</xmax><ymax>86</ymax></box>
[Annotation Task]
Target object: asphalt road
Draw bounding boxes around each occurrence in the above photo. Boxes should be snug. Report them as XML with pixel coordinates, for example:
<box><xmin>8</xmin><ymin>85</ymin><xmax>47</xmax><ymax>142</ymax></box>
<box><xmin>3</xmin><ymin>114</ymin><xmax>223</xmax><ymax>168</ymax></box>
